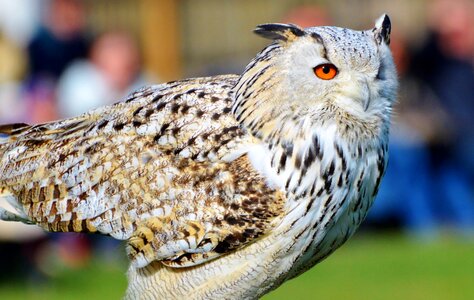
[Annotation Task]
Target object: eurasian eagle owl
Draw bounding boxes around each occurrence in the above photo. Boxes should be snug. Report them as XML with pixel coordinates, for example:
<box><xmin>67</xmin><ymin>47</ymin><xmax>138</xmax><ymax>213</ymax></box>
<box><xmin>0</xmin><ymin>15</ymin><xmax>397</xmax><ymax>299</ymax></box>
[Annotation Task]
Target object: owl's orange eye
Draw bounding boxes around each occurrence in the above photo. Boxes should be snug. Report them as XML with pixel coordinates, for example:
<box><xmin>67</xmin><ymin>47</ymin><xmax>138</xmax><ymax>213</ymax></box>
<box><xmin>314</xmin><ymin>64</ymin><xmax>338</xmax><ymax>80</ymax></box>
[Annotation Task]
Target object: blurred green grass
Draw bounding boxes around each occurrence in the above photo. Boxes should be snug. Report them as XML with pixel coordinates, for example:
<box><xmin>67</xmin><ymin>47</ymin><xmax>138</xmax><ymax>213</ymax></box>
<box><xmin>266</xmin><ymin>233</ymin><xmax>474</xmax><ymax>300</ymax></box>
<box><xmin>0</xmin><ymin>233</ymin><xmax>473</xmax><ymax>300</ymax></box>
<box><xmin>0</xmin><ymin>257</ymin><xmax>128</xmax><ymax>300</ymax></box>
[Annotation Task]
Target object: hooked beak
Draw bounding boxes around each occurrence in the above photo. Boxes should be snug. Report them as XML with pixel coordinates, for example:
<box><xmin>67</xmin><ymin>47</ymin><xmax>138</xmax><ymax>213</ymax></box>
<box><xmin>363</xmin><ymin>79</ymin><xmax>371</xmax><ymax>111</ymax></box>
<box><xmin>363</xmin><ymin>94</ymin><xmax>371</xmax><ymax>112</ymax></box>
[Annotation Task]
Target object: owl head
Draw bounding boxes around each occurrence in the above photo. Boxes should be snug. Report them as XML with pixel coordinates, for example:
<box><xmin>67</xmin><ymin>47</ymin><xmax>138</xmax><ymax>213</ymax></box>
<box><xmin>233</xmin><ymin>15</ymin><xmax>397</xmax><ymax>141</ymax></box>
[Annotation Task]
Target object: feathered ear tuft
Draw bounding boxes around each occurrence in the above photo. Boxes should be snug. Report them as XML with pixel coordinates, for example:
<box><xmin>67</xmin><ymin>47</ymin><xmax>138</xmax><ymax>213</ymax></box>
<box><xmin>254</xmin><ymin>23</ymin><xmax>305</xmax><ymax>42</ymax></box>
<box><xmin>373</xmin><ymin>14</ymin><xmax>391</xmax><ymax>45</ymax></box>
<box><xmin>0</xmin><ymin>123</ymin><xmax>30</xmax><ymax>135</ymax></box>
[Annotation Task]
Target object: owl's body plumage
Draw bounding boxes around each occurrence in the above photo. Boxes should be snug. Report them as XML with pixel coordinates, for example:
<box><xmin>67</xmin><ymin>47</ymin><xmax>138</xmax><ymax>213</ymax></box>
<box><xmin>0</xmin><ymin>16</ymin><xmax>397</xmax><ymax>299</ymax></box>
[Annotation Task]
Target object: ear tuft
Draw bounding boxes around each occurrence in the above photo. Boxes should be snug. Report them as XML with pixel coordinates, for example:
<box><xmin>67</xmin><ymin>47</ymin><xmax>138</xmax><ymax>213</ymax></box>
<box><xmin>254</xmin><ymin>23</ymin><xmax>305</xmax><ymax>42</ymax></box>
<box><xmin>373</xmin><ymin>14</ymin><xmax>391</xmax><ymax>45</ymax></box>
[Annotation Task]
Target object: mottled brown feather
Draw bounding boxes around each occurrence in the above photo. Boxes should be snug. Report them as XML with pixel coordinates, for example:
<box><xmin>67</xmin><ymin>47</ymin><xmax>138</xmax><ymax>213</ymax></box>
<box><xmin>0</xmin><ymin>75</ymin><xmax>285</xmax><ymax>268</ymax></box>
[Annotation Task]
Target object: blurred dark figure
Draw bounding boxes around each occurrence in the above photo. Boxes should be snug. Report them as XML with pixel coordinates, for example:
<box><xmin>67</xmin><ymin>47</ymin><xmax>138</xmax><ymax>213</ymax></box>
<box><xmin>368</xmin><ymin>0</ymin><xmax>474</xmax><ymax>238</ymax></box>
<box><xmin>366</xmin><ymin>31</ymin><xmax>441</xmax><ymax>237</ymax></box>
<box><xmin>411</xmin><ymin>0</ymin><xmax>474</xmax><ymax>234</ymax></box>
<box><xmin>28</xmin><ymin>0</ymin><xmax>87</xmax><ymax>79</ymax></box>
<box><xmin>412</xmin><ymin>0</ymin><xmax>474</xmax><ymax>173</ymax></box>
<box><xmin>25</xmin><ymin>0</ymin><xmax>88</xmax><ymax>122</ymax></box>
<box><xmin>0</xmin><ymin>1</ymin><xmax>90</xmax><ymax>281</ymax></box>
<box><xmin>57</xmin><ymin>31</ymin><xmax>147</xmax><ymax>117</ymax></box>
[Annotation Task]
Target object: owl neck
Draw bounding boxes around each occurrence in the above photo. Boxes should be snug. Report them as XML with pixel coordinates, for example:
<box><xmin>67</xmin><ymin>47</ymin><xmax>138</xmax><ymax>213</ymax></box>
<box><xmin>232</xmin><ymin>43</ymin><xmax>288</xmax><ymax>139</ymax></box>
<box><xmin>238</xmin><ymin>89</ymin><xmax>390</xmax><ymax>209</ymax></box>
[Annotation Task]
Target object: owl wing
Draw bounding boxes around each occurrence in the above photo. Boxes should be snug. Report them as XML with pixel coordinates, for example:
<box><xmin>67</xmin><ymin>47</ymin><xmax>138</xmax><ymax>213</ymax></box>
<box><xmin>0</xmin><ymin>75</ymin><xmax>285</xmax><ymax>268</ymax></box>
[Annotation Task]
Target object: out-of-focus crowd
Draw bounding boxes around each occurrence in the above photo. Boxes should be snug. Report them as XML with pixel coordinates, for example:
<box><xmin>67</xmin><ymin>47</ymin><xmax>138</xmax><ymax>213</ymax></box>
<box><xmin>365</xmin><ymin>0</ymin><xmax>474</xmax><ymax>238</ymax></box>
<box><xmin>0</xmin><ymin>0</ymin><xmax>150</xmax><ymax>278</ymax></box>
<box><xmin>0</xmin><ymin>0</ymin><xmax>472</xmax><ymax>281</ymax></box>
<box><xmin>0</xmin><ymin>0</ymin><xmax>148</xmax><ymax>125</ymax></box>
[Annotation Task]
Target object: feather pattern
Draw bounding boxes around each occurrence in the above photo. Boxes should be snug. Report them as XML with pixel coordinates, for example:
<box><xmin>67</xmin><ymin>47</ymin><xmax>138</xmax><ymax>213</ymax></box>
<box><xmin>0</xmin><ymin>16</ymin><xmax>397</xmax><ymax>299</ymax></box>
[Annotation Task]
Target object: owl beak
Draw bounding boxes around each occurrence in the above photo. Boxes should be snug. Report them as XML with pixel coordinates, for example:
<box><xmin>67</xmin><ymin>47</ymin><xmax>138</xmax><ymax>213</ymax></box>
<box><xmin>363</xmin><ymin>80</ymin><xmax>371</xmax><ymax>111</ymax></box>
<box><xmin>373</xmin><ymin>14</ymin><xmax>391</xmax><ymax>45</ymax></box>
<box><xmin>363</xmin><ymin>95</ymin><xmax>371</xmax><ymax>112</ymax></box>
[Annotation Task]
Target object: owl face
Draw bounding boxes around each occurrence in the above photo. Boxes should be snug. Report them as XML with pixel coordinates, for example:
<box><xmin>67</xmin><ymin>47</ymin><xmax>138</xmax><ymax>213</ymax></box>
<box><xmin>252</xmin><ymin>15</ymin><xmax>397</xmax><ymax>119</ymax></box>
<box><xmin>233</xmin><ymin>15</ymin><xmax>397</xmax><ymax>141</ymax></box>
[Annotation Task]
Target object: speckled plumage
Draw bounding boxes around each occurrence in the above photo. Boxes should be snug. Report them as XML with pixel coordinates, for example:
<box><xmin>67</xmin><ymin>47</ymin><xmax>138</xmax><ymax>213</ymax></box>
<box><xmin>0</xmin><ymin>15</ymin><xmax>397</xmax><ymax>299</ymax></box>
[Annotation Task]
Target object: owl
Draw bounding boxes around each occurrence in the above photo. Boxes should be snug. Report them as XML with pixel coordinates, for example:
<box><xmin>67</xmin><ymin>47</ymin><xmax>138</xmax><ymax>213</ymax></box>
<box><xmin>0</xmin><ymin>15</ymin><xmax>397</xmax><ymax>299</ymax></box>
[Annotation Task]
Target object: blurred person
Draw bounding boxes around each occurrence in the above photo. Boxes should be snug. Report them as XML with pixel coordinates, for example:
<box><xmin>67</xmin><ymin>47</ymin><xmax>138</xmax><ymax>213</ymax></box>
<box><xmin>282</xmin><ymin>5</ymin><xmax>332</xmax><ymax>27</ymax></box>
<box><xmin>406</xmin><ymin>0</ymin><xmax>474</xmax><ymax>236</ymax></box>
<box><xmin>367</xmin><ymin>2</ymin><xmax>474</xmax><ymax>235</ymax></box>
<box><xmin>0</xmin><ymin>1</ymin><xmax>90</xmax><ymax>280</ymax></box>
<box><xmin>57</xmin><ymin>31</ymin><xmax>149</xmax><ymax>118</ymax></box>
<box><xmin>413</xmin><ymin>0</ymin><xmax>474</xmax><ymax>172</ymax></box>
<box><xmin>2</xmin><ymin>1</ymin><xmax>92</xmax><ymax>279</ymax></box>
<box><xmin>0</xmin><ymin>32</ymin><xmax>27</xmax><ymax>124</ymax></box>
<box><xmin>365</xmin><ymin>32</ymin><xmax>442</xmax><ymax>237</ymax></box>
<box><xmin>27</xmin><ymin>0</ymin><xmax>88</xmax><ymax>80</ymax></box>
<box><xmin>25</xmin><ymin>0</ymin><xmax>89</xmax><ymax>123</ymax></box>
<box><xmin>365</xmin><ymin>0</ymin><xmax>474</xmax><ymax>238</ymax></box>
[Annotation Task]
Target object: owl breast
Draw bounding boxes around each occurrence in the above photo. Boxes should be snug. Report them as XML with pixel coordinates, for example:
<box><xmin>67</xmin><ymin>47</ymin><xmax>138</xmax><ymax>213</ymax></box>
<box><xmin>251</xmin><ymin>119</ymin><xmax>387</xmax><ymax>281</ymax></box>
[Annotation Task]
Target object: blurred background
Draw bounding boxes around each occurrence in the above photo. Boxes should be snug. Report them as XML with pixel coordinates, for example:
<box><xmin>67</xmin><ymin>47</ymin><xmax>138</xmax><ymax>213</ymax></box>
<box><xmin>0</xmin><ymin>0</ymin><xmax>473</xmax><ymax>299</ymax></box>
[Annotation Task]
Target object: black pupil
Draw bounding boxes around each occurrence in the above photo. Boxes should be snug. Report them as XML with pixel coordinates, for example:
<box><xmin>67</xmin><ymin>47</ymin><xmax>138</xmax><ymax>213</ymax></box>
<box><xmin>322</xmin><ymin>65</ymin><xmax>330</xmax><ymax>74</ymax></box>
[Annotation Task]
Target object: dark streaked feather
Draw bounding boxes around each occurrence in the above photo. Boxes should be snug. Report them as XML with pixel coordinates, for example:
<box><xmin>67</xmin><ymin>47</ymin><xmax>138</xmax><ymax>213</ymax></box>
<box><xmin>254</xmin><ymin>23</ymin><xmax>305</xmax><ymax>41</ymax></box>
